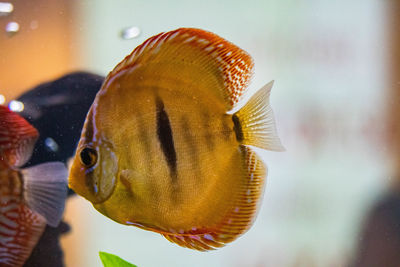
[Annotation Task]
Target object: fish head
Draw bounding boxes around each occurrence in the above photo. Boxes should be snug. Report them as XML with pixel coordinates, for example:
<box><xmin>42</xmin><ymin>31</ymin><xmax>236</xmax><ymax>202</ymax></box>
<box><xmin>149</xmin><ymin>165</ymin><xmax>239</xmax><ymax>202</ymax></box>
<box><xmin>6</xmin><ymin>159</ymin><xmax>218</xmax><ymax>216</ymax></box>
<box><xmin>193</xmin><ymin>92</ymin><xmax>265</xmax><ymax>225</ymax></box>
<box><xmin>69</xmin><ymin>138</ymin><xmax>118</xmax><ymax>204</ymax></box>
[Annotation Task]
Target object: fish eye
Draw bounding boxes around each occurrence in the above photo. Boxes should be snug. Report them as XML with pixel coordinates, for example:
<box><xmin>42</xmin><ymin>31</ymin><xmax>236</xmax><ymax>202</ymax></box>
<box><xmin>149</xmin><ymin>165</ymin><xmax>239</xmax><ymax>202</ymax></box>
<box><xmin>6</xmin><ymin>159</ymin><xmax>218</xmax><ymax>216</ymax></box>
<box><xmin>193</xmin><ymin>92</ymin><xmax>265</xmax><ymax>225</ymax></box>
<box><xmin>79</xmin><ymin>147</ymin><xmax>98</xmax><ymax>168</ymax></box>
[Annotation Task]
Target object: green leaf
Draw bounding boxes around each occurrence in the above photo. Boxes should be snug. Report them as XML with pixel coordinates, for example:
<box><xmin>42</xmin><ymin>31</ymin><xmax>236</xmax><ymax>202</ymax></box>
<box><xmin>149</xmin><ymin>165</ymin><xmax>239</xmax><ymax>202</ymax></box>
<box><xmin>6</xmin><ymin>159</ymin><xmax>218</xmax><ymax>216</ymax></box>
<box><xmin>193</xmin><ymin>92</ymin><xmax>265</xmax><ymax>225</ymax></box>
<box><xmin>99</xmin><ymin>251</ymin><xmax>137</xmax><ymax>267</ymax></box>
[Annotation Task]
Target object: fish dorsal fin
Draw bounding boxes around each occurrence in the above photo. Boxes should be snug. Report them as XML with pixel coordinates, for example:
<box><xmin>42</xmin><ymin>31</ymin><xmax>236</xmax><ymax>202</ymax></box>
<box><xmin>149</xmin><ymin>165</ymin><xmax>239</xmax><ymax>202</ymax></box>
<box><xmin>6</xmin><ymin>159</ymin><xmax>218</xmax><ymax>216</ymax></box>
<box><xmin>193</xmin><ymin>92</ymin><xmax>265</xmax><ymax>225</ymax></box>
<box><xmin>0</xmin><ymin>106</ymin><xmax>38</xmax><ymax>167</ymax></box>
<box><xmin>162</xmin><ymin>145</ymin><xmax>266</xmax><ymax>251</ymax></box>
<box><xmin>0</xmin><ymin>204</ymin><xmax>46</xmax><ymax>266</ymax></box>
<box><xmin>105</xmin><ymin>28</ymin><xmax>254</xmax><ymax>109</ymax></box>
<box><xmin>22</xmin><ymin>162</ymin><xmax>68</xmax><ymax>227</ymax></box>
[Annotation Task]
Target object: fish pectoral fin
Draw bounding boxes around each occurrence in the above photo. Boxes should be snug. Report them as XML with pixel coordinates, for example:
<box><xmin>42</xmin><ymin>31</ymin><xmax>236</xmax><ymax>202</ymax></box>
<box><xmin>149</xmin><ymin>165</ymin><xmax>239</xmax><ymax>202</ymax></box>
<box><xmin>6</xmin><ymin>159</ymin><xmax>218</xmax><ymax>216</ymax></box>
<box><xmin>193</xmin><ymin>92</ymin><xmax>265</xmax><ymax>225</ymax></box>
<box><xmin>233</xmin><ymin>81</ymin><xmax>284</xmax><ymax>151</ymax></box>
<box><xmin>1</xmin><ymin>205</ymin><xmax>46</xmax><ymax>266</ymax></box>
<box><xmin>162</xmin><ymin>146</ymin><xmax>267</xmax><ymax>251</ymax></box>
<box><xmin>21</xmin><ymin>162</ymin><xmax>68</xmax><ymax>227</ymax></box>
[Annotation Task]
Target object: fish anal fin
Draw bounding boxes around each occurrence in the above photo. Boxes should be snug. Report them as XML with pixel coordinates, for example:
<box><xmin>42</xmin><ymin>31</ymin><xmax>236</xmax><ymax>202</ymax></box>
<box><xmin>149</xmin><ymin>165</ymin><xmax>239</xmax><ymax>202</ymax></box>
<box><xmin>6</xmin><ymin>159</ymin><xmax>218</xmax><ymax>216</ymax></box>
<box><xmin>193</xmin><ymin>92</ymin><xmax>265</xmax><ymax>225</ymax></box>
<box><xmin>0</xmin><ymin>106</ymin><xmax>38</xmax><ymax>167</ymax></box>
<box><xmin>0</xmin><ymin>204</ymin><xmax>46</xmax><ymax>266</ymax></box>
<box><xmin>105</xmin><ymin>28</ymin><xmax>254</xmax><ymax>109</ymax></box>
<box><xmin>162</xmin><ymin>232</ymin><xmax>225</xmax><ymax>251</ymax></box>
<box><xmin>162</xmin><ymin>145</ymin><xmax>266</xmax><ymax>251</ymax></box>
<box><xmin>234</xmin><ymin>81</ymin><xmax>284</xmax><ymax>151</ymax></box>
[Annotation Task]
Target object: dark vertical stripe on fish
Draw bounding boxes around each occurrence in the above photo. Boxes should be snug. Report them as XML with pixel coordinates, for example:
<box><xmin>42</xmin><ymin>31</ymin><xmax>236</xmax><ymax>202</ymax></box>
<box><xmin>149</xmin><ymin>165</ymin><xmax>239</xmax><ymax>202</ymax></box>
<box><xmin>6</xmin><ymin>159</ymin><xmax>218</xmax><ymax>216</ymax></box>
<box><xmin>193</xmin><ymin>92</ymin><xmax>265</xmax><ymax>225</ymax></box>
<box><xmin>232</xmin><ymin>114</ymin><xmax>243</xmax><ymax>142</ymax></box>
<box><xmin>221</xmin><ymin>115</ymin><xmax>232</xmax><ymax>140</ymax></box>
<box><xmin>136</xmin><ymin>114</ymin><xmax>159</xmax><ymax>202</ymax></box>
<box><xmin>83</xmin><ymin>110</ymin><xmax>94</xmax><ymax>143</ymax></box>
<box><xmin>201</xmin><ymin>112</ymin><xmax>215</xmax><ymax>150</ymax></box>
<box><xmin>84</xmin><ymin>170</ymin><xmax>97</xmax><ymax>195</ymax></box>
<box><xmin>155</xmin><ymin>96</ymin><xmax>177</xmax><ymax>180</ymax></box>
<box><xmin>136</xmin><ymin>115</ymin><xmax>152</xmax><ymax>174</ymax></box>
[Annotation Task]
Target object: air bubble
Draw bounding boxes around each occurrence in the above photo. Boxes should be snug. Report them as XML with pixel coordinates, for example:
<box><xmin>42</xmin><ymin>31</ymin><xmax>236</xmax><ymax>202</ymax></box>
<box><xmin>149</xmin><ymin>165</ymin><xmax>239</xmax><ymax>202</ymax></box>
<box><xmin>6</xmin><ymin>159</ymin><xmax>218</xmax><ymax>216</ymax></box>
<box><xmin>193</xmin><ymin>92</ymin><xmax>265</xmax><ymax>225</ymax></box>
<box><xmin>0</xmin><ymin>2</ymin><xmax>13</xmax><ymax>17</ymax></box>
<box><xmin>45</xmin><ymin>137</ymin><xmax>59</xmax><ymax>152</ymax></box>
<box><xmin>30</xmin><ymin>20</ymin><xmax>38</xmax><ymax>30</ymax></box>
<box><xmin>121</xmin><ymin>26</ymin><xmax>141</xmax><ymax>40</ymax></box>
<box><xmin>5</xmin><ymin>21</ymin><xmax>19</xmax><ymax>36</ymax></box>
<box><xmin>0</xmin><ymin>94</ymin><xmax>5</xmax><ymax>105</ymax></box>
<box><xmin>8</xmin><ymin>100</ymin><xmax>24</xmax><ymax>112</ymax></box>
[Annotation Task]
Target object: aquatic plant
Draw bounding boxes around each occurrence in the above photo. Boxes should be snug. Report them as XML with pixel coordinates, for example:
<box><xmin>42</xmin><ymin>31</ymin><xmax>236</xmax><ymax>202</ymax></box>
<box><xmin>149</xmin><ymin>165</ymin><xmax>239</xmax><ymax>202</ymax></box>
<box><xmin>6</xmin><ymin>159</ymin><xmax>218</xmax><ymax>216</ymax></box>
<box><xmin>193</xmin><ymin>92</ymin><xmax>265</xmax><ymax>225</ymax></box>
<box><xmin>99</xmin><ymin>251</ymin><xmax>137</xmax><ymax>267</ymax></box>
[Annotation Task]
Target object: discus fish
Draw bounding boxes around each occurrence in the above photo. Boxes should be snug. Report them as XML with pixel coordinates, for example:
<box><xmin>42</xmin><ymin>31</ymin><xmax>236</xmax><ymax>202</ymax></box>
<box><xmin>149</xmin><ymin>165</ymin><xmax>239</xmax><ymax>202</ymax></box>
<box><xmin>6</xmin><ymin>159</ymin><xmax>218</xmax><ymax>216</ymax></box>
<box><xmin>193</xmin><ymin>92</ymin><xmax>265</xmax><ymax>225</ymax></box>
<box><xmin>69</xmin><ymin>28</ymin><xmax>284</xmax><ymax>251</ymax></box>
<box><xmin>0</xmin><ymin>105</ymin><xmax>68</xmax><ymax>266</ymax></box>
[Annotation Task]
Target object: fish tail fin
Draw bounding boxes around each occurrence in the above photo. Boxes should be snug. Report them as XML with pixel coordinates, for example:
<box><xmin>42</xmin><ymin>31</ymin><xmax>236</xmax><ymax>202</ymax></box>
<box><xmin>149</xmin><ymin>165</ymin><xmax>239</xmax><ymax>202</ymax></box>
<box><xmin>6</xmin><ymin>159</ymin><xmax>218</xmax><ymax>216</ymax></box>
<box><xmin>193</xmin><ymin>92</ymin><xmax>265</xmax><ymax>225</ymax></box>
<box><xmin>233</xmin><ymin>81</ymin><xmax>284</xmax><ymax>151</ymax></box>
<box><xmin>21</xmin><ymin>162</ymin><xmax>68</xmax><ymax>227</ymax></box>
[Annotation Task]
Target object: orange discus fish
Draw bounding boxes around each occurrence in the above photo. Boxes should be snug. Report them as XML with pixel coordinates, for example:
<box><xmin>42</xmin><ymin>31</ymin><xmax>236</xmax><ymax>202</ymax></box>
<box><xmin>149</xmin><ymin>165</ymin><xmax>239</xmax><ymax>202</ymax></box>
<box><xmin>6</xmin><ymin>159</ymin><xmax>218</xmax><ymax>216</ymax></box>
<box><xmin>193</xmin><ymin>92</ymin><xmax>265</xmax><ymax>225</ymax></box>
<box><xmin>0</xmin><ymin>106</ymin><xmax>68</xmax><ymax>266</ymax></box>
<box><xmin>69</xmin><ymin>28</ymin><xmax>284</xmax><ymax>251</ymax></box>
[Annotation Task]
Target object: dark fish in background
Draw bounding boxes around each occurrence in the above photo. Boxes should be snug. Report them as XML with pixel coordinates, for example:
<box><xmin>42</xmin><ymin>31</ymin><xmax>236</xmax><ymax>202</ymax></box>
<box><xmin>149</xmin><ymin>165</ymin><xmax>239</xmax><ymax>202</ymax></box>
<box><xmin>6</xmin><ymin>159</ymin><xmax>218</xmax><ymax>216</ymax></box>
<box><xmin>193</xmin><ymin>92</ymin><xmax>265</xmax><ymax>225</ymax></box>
<box><xmin>0</xmin><ymin>105</ymin><xmax>68</xmax><ymax>266</ymax></box>
<box><xmin>69</xmin><ymin>28</ymin><xmax>284</xmax><ymax>251</ymax></box>
<box><xmin>18</xmin><ymin>72</ymin><xmax>105</xmax><ymax>168</ymax></box>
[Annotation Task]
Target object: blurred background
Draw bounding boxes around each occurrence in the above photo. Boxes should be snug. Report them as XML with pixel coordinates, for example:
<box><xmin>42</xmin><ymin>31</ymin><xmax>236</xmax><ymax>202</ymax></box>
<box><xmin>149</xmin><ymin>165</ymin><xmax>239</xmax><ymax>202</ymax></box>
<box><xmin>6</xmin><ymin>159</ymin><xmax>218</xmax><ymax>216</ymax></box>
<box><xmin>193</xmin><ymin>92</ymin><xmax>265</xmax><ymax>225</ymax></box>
<box><xmin>1</xmin><ymin>0</ymin><xmax>398</xmax><ymax>266</ymax></box>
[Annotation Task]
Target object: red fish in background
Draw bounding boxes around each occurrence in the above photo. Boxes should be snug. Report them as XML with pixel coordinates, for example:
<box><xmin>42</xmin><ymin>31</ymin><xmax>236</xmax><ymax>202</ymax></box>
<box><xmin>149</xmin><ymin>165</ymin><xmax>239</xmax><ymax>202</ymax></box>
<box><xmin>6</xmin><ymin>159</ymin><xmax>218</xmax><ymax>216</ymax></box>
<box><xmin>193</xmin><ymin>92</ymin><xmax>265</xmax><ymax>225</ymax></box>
<box><xmin>0</xmin><ymin>105</ymin><xmax>68</xmax><ymax>267</ymax></box>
